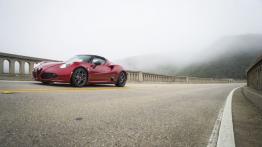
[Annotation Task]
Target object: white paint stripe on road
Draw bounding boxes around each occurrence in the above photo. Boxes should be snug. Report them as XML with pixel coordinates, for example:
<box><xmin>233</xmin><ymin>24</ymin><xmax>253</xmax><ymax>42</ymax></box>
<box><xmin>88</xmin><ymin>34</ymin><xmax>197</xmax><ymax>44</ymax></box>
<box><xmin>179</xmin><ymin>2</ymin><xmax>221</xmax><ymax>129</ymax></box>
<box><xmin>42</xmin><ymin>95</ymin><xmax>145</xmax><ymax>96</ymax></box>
<box><xmin>217</xmin><ymin>87</ymin><xmax>240</xmax><ymax>147</ymax></box>
<box><xmin>207</xmin><ymin>108</ymin><xmax>223</xmax><ymax>147</ymax></box>
<box><xmin>207</xmin><ymin>87</ymin><xmax>240</xmax><ymax>147</ymax></box>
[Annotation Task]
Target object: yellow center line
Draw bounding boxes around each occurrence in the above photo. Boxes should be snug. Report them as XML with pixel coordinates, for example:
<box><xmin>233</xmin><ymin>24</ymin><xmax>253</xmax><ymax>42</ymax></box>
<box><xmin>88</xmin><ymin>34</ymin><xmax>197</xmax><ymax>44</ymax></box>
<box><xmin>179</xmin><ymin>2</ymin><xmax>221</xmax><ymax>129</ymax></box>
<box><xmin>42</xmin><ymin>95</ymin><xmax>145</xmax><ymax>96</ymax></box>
<box><xmin>0</xmin><ymin>87</ymin><xmax>128</xmax><ymax>93</ymax></box>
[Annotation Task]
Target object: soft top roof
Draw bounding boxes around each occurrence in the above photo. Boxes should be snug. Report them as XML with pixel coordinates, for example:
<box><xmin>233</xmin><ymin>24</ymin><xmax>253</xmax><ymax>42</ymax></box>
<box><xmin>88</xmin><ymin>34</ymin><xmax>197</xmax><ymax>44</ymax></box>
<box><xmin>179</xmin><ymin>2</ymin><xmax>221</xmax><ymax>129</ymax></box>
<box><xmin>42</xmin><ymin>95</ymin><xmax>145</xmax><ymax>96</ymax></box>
<box><xmin>77</xmin><ymin>54</ymin><xmax>107</xmax><ymax>60</ymax></box>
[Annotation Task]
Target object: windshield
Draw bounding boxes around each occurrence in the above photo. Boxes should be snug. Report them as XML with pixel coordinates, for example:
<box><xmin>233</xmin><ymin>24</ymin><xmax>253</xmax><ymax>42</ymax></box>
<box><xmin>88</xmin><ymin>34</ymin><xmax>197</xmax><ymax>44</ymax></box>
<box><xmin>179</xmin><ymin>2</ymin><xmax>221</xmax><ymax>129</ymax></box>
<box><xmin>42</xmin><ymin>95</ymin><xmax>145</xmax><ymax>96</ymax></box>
<box><xmin>65</xmin><ymin>55</ymin><xmax>92</xmax><ymax>64</ymax></box>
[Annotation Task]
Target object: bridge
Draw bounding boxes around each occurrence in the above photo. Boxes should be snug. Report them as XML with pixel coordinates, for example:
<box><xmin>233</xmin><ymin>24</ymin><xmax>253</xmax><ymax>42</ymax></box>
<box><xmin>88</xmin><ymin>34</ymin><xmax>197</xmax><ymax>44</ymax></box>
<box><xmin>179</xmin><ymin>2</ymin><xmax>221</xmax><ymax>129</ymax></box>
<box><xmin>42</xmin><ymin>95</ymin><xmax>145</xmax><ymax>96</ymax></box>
<box><xmin>0</xmin><ymin>52</ymin><xmax>57</xmax><ymax>80</ymax></box>
<box><xmin>0</xmin><ymin>52</ymin><xmax>261</xmax><ymax>147</ymax></box>
<box><xmin>0</xmin><ymin>52</ymin><xmax>233</xmax><ymax>83</ymax></box>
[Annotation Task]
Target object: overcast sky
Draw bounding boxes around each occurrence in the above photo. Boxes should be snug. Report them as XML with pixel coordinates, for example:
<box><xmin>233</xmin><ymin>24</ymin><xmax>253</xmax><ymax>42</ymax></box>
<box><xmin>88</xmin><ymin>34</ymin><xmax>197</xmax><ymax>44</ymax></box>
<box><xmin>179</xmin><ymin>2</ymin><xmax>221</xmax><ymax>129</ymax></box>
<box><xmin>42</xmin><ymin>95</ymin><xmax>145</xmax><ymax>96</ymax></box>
<box><xmin>0</xmin><ymin>0</ymin><xmax>262</xmax><ymax>61</ymax></box>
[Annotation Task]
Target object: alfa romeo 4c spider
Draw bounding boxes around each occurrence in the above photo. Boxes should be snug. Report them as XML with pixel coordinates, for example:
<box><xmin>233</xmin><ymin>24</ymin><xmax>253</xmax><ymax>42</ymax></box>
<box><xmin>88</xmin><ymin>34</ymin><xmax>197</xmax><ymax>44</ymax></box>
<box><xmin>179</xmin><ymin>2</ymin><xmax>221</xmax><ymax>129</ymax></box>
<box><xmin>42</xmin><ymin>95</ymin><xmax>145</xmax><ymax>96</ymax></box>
<box><xmin>32</xmin><ymin>55</ymin><xmax>127</xmax><ymax>87</ymax></box>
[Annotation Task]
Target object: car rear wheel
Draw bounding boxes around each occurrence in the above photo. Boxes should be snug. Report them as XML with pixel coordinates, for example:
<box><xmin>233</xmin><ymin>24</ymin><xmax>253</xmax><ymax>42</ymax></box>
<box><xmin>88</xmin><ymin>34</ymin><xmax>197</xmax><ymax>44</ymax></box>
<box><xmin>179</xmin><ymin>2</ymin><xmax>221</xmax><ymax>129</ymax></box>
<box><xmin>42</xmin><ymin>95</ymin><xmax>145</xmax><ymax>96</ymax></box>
<box><xmin>71</xmin><ymin>68</ymin><xmax>88</xmax><ymax>87</ymax></box>
<box><xmin>115</xmin><ymin>72</ymin><xmax>127</xmax><ymax>87</ymax></box>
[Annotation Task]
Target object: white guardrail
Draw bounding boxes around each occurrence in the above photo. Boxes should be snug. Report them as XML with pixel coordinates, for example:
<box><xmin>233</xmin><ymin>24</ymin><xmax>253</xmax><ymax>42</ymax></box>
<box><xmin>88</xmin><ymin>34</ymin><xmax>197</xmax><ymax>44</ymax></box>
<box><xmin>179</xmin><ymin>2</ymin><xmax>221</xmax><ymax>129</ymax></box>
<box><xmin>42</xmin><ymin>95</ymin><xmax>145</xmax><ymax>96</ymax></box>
<box><xmin>126</xmin><ymin>70</ymin><xmax>234</xmax><ymax>84</ymax></box>
<box><xmin>0</xmin><ymin>70</ymin><xmax>234</xmax><ymax>84</ymax></box>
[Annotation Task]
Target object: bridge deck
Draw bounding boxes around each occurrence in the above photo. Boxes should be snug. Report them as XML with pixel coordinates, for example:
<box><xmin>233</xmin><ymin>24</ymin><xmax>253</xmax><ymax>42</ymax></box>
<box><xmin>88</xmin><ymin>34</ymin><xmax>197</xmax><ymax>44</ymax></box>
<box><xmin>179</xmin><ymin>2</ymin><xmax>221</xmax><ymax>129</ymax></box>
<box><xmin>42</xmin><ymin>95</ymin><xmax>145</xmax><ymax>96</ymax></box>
<box><xmin>0</xmin><ymin>81</ymin><xmax>243</xmax><ymax>147</ymax></box>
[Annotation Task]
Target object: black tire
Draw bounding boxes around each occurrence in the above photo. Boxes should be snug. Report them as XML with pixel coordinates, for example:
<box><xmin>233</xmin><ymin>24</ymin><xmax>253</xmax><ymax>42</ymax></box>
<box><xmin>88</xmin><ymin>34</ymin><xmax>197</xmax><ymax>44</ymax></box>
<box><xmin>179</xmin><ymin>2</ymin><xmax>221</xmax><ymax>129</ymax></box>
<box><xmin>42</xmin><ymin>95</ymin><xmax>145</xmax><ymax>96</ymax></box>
<box><xmin>42</xmin><ymin>81</ymin><xmax>52</xmax><ymax>85</ymax></box>
<box><xmin>115</xmin><ymin>71</ymin><xmax>127</xmax><ymax>87</ymax></box>
<box><xmin>71</xmin><ymin>68</ymin><xmax>88</xmax><ymax>87</ymax></box>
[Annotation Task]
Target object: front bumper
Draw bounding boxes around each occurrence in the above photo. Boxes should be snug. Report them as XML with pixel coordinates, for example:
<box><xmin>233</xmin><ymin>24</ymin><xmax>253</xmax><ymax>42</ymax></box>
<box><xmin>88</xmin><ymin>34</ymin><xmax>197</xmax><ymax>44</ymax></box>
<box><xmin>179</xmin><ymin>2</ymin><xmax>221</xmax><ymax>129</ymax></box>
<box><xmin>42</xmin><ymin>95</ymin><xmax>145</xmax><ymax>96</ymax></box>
<box><xmin>32</xmin><ymin>67</ymin><xmax>71</xmax><ymax>83</ymax></box>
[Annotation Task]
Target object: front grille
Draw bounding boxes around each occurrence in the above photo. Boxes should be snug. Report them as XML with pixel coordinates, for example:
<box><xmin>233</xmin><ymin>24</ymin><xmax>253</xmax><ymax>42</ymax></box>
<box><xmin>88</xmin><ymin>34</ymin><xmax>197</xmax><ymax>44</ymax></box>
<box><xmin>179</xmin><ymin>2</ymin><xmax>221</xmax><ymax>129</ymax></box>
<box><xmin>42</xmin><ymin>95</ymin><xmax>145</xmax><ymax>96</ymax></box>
<box><xmin>37</xmin><ymin>68</ymin><xmax>42</xmax><ymax>75</ymax></box>
<box><xmin>41</xmin><ymin>73</ymin><xmax>57</xmax><ymax>79</ymax></box>
<box><xmin>32</xmin><ymin>68</ymin><xmax>42</xmax><ymax>79</ymax></box>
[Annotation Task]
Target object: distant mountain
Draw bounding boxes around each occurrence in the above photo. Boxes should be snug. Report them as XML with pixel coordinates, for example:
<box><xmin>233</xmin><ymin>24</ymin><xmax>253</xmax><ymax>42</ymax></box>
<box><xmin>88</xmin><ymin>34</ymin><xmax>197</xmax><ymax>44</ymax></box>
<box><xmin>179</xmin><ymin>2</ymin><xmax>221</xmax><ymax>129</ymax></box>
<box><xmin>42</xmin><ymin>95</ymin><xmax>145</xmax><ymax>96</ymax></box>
<box><xmin>115</xmin><ymin>54</ymin><xmax>183</xmax><ymax>75</ymax></box>
<box><xmin>177</xmin><ymin>34</ymin><xmax>262</xmax><ymax>79</ymax></box>
<box><xmin>116</xmin><ymin>34</ymin><xmax>262</xmax><ymax>79</ymax></box>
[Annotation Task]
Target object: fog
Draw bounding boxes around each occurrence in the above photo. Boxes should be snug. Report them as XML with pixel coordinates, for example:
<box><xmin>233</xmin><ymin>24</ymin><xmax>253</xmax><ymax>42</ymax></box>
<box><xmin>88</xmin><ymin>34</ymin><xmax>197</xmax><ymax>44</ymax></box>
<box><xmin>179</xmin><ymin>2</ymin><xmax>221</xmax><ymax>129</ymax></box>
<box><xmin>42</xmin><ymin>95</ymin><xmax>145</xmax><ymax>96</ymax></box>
<box><xmin>0</xmin><ymin>0</ymin><xmax>262</xmax><ymax>64</ymax></box>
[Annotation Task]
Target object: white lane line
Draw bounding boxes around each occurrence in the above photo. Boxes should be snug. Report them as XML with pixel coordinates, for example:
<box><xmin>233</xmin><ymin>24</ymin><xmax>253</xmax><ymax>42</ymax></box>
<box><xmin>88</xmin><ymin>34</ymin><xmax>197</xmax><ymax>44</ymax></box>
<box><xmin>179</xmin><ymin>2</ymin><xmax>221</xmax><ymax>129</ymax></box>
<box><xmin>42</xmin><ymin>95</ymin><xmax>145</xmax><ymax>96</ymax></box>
<box><xmin>207</xmin><ymin>87</ymin><xmax>240</xmax><ymax>147</ymax></box>
<box><xmin>217</xmin><ymin>87</ymin><xmax>240</xmax><ymax>147</ymax></box>
<box><xmin>207</xmin><ymin>108</ymin><xmax>223</xmax><ymax>147</ymax></box>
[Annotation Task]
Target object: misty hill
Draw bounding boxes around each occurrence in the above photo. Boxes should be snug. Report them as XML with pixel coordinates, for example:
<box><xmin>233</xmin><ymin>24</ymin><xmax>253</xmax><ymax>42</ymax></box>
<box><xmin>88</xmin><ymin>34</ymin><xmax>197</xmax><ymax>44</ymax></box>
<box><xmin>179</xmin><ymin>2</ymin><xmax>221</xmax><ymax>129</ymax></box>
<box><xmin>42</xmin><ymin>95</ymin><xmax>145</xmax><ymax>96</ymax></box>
<box><xmin>117</xmin><ymin>34</ymin><xmax>262</xmax><ymax>79</ymax></box>
<box><xmin>115</xmin><ymin>54</ymin><xmax>183</xmax><ymax>75</ymax></box>
<box><xmin>177</xmin><ymin>34</ymin><xmax>262</xmax><ymax>79</ymax></box>
<box><xmin>177</xmin><ymin>51</ymin><xmax>260</xmax><ymax>79</ymax></box>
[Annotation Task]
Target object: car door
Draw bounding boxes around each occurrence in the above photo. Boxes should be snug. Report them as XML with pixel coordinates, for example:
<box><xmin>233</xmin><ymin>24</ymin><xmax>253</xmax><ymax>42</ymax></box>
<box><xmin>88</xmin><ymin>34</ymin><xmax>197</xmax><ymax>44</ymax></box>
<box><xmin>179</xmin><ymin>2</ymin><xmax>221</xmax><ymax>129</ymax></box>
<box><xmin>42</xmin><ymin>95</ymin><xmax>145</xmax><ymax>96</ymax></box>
<box><xmin>89</xmin><ymin>57</ymin><xmax>112</xmax><ymax>82</ymax></box>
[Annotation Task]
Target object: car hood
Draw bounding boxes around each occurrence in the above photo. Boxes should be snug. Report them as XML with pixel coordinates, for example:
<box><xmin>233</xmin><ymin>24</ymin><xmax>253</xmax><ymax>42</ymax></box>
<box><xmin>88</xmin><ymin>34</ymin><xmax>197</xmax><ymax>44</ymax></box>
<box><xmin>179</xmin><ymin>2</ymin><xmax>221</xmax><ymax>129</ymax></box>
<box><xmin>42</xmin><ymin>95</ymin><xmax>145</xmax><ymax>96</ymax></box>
<box><xmin>37</xmin><ymin>61</ymin><xmax>63</xmax><ymax>70</ymax></box>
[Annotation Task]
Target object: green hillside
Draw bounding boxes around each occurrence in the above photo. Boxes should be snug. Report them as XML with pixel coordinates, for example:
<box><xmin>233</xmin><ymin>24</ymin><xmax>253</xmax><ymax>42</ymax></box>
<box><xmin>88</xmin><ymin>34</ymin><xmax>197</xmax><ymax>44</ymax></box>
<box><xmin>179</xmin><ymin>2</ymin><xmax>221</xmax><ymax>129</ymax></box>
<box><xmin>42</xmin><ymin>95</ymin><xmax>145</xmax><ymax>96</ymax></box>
<box><xmin>177</xmin><ymin>51</ymin><xmax>259</xmax><ymax>79</ymax></box>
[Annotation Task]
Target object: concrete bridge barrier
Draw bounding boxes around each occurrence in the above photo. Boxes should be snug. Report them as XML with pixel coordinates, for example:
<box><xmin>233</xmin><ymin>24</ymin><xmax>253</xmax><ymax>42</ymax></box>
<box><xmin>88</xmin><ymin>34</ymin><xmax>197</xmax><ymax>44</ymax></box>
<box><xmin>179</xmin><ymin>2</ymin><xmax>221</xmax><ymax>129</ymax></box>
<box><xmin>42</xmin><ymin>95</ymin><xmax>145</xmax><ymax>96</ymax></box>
<box><xmin>0</xmin><ymin>52</ymin><xmax>233</xmax><ymax>83</ymax></box>
<box><xmin>0</xmin><ymin>52</ymin><xmax>57</xmax><ymax>80</ymax></box>
<box><xmin>126</xmin><ymin>70</ymin><xmax>232</xmax><ymax>84</ymax></box>
<box><xmin>247</xmin><ymin>56</ymin><xmax>262</xmax><ymax>90</ymax></box>
<box><xmin>187</xmin><ymin>77</ymin><xmax>233</xmax><ymax>84</ymax></box>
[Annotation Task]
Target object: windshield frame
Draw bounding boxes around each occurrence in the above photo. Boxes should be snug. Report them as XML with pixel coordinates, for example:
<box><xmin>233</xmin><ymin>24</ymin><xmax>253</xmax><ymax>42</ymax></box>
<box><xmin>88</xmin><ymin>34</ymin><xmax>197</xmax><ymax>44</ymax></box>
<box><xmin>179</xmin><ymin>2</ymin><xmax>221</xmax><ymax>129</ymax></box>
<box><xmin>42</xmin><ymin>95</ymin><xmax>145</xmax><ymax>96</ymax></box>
<box><xmin>64</xmin><ymin>55</ymin><xmax>92</xmax><ymax>64</ymax></box>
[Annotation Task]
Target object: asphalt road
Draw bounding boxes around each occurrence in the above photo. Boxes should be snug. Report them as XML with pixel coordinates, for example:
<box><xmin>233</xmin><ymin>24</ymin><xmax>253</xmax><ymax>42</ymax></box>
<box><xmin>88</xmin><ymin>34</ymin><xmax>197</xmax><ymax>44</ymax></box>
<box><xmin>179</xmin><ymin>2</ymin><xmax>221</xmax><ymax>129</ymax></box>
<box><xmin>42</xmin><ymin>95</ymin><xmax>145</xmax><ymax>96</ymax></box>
<box><xmin>0</xmin><ymin>81</ymin><xmax>243</xmax><ymax>147</ymax></box>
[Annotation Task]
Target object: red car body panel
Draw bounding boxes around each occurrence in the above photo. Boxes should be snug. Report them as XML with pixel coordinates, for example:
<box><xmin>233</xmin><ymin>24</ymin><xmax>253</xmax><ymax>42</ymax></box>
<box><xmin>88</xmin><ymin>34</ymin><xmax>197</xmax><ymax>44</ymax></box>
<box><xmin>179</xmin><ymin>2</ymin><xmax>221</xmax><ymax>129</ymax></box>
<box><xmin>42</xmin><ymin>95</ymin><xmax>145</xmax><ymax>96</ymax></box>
<box><xmin>32</xmin><ymin>55</ymin><xmax>126</xmax><ymax>85</ymax></box>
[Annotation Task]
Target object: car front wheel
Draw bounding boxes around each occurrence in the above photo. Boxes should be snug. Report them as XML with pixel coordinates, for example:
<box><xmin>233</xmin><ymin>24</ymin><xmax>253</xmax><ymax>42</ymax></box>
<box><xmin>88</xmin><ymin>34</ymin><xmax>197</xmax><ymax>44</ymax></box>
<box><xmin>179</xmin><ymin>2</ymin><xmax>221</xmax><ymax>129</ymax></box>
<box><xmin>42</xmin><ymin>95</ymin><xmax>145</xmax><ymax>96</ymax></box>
<box><xmin>71</xmin><ymin>68</ymin><xmax>88</xmax><ymax>87</ymax></box>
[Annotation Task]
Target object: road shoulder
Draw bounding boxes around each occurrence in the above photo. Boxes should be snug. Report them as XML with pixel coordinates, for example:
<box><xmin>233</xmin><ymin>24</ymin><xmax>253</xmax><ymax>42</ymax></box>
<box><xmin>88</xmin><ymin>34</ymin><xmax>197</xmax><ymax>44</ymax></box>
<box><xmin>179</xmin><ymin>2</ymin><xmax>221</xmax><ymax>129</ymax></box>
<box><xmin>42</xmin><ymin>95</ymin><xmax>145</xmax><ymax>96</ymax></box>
<box><xmin>232</xmin><ymin>87</ymin><xmax>262</xmax><ymax>147</ymax></box>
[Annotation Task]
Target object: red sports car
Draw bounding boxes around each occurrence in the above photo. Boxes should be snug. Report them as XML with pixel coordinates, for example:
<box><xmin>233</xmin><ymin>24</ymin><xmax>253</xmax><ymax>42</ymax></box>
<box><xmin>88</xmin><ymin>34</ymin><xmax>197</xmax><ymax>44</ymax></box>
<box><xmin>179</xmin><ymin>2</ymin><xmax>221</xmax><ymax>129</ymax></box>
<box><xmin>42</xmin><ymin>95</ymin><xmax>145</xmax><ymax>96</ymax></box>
<box><xmin>32</xmin><ymin>55</ymin><xmax>127</xmax><ymax>87</ymax></box>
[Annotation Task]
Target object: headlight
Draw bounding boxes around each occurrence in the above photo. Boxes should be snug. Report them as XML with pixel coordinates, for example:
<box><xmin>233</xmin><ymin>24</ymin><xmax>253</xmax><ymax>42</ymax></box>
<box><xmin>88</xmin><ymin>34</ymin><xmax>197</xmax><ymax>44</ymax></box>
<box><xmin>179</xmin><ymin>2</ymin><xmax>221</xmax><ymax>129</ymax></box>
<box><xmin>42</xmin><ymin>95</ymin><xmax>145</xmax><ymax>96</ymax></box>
<box><xmin>60</xmin><ymin>63</ymin><xmax>69</xmax><ymax>68</ymax></box>
<box><xmin>34</xmin><ymin>61</ymin><xmax>48</xmax><ymax>69</ymax></box>
<box><xmin>34</xmin><ymin>62</ymin><xmax>45</xmax><ymax>68</ymax></box>
<box><xmin>34</xmin><ymin>63</ymin><xmax>41</xmax><ymax>68</ymax></box>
